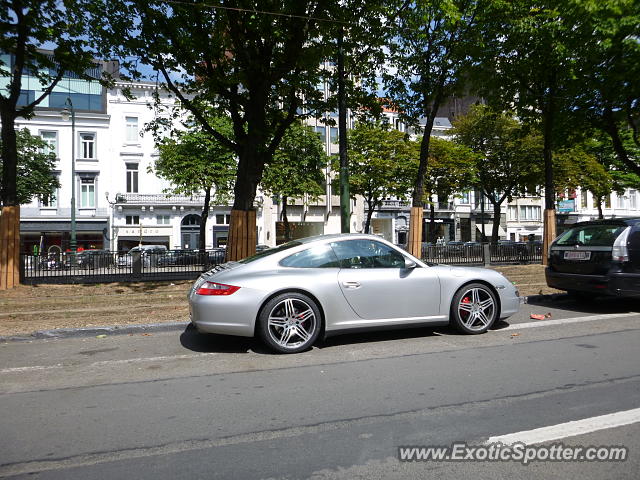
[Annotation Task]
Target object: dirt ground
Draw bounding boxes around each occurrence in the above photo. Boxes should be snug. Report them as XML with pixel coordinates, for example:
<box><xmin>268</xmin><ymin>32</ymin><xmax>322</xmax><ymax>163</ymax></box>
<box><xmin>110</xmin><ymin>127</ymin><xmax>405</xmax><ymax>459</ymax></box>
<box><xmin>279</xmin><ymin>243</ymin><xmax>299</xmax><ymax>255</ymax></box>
<box><xmin>0</xmin><ymin>265</ymin><xmax>557</xmax><ymax>337</ymax></box>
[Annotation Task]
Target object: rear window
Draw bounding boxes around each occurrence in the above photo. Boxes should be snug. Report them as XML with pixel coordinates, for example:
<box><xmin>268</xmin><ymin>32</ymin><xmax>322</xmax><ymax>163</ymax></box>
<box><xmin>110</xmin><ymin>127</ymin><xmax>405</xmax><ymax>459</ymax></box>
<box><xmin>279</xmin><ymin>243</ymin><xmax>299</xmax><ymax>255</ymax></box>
<box><xmin>238</xmin><ymin>241</ymin><xmax>302</xmax><ymax>264</ymax></box>
<box><xmin>554</xmin><ymin>224</ymin><xmax>627</xmax><ymax>247</ymax></box>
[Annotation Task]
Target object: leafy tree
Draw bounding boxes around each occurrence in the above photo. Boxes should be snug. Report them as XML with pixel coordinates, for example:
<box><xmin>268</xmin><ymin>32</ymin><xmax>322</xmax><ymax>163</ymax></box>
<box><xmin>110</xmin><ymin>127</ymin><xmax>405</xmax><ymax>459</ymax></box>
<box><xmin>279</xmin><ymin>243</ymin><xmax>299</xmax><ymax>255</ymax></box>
<box><xmin>476</xmin><ymin>0</ymin><xmax>598</xmax><ymax>254</ymax></box>
<box><xmin>0</xmin><ymin>129</ymin><xmax>59</xmax><ymax>206</ymax></box>
<box><xmin>452</xmin><ymin>105</ymin><xmax>543</xmax><ymax>243</ymax></box>
<box><xmin>334</xmin><ymin>122</ymin><xmax>415</xmax><ymax>234</ymax></box>
<box><xmin>418</xmin><ymin>137</ymin><xmax>477</xmax><ymax>242</ymax></box>
<box><xmin>153</xmin><ymin>117</ymin><xmax>236</xmax><ymax>251</ymax></box>
<box><xmin>555</xmin><ymin>134</ymin><xmax>640</xmax><ymax>219</ymax></box>
<box><xmin>0</xmin><ymin>0</ymin><xmax>99</xmax><ymax>288</ymax></box>
<box><xmin>92</xmin><ymin>0</ymin><xmax>336</xmax><ymax>259</ymax></box>
<box><xmin>261</xmin><ymin>122</ymin><xmax>326</xmax><ymax>242</ymax></box>
<box><xmin>384</xmin><ymin>0</ymin><xmax>485</xmax><ymax>257</ymax></box>
<box><xmin>567</xmin><ymin>0</ymin><xmax>640</xmax><ymax>176</ymax></box>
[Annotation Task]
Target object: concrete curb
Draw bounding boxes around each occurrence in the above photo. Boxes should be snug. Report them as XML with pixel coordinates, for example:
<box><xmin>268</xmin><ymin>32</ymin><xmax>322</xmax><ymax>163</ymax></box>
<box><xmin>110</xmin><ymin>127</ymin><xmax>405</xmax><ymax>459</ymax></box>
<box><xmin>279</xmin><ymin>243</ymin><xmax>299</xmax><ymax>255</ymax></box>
<box><xmin>0</xmin><ymin>320</ymin><xmax>190</xmax><ymax>343</ymax></box>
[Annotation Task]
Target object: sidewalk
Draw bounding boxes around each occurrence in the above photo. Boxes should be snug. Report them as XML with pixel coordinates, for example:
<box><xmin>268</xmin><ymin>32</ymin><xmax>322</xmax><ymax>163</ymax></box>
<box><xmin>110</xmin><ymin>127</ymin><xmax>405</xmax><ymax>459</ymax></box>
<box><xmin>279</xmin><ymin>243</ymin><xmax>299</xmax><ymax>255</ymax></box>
<box><xmin>0</xmin><ymin>265</ymin><xmax>557</xmax><ymax>338</ymax></box>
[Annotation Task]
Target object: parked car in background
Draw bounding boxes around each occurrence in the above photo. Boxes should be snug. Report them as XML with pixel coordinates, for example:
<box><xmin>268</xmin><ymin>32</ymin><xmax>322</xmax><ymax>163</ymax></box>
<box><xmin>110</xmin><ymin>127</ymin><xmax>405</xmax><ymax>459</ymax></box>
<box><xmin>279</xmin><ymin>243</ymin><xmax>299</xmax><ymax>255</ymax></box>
<box><xmin>189</xmin><ymin>234</ymin><xmax>521</xmax><ymax>353</ymax></box>
<box><xmin>76</xmin><ymin>250</ymin><xmax>113</xmax><ymax>269</ymax></box>
<box><xmin>116</xmin><ymin>245</ymin><xmax>167</xmax><ymax>268</ymax></box>
<box><xmin>546</xmin><ymin>218</ymin><xmax>640</xmax><ymax>298</ymax></box>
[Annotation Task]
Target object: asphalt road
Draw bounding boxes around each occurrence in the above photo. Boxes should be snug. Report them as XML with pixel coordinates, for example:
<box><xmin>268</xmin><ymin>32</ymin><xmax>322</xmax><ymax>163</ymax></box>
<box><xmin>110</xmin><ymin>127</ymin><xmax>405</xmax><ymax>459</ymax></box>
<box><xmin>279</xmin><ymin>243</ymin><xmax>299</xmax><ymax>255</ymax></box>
<box><xmin>1</xmin><ymin>294</ymin><xmax>639</xmax><ymax>479</ymax></box>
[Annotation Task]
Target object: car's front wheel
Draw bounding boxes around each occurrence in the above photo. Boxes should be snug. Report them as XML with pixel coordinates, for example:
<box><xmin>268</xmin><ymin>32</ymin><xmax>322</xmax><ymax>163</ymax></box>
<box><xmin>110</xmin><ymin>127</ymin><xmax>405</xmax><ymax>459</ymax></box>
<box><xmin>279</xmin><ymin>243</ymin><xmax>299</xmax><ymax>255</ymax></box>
<box><xmin>258</xmin><ymin>292</ymin><xmax>321</xmax><ymax>353</ymax></box>
<box><xmin>450</xmin><ymin>283</ymin><xmax>498</xmax><ymax>334</ymax></box>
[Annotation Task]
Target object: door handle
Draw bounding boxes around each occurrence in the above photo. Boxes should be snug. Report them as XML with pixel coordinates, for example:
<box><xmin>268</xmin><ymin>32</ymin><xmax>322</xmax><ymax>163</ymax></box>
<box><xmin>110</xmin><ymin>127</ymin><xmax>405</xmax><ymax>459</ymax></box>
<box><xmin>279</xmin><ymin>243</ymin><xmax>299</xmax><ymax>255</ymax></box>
<box><xmin>342</xmin><ymin>281</ymin><xmax>361</xmax><ymax>289</ymax></box>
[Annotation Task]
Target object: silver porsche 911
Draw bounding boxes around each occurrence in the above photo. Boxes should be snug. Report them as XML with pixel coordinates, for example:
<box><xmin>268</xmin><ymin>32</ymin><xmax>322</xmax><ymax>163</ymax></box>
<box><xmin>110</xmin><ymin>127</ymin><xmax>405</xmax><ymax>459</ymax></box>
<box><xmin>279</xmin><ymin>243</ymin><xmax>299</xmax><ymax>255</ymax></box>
<box><xmin>188</xmin><ymin>234</ymin><xmax>520</xmax><ymax>353</ymax></box>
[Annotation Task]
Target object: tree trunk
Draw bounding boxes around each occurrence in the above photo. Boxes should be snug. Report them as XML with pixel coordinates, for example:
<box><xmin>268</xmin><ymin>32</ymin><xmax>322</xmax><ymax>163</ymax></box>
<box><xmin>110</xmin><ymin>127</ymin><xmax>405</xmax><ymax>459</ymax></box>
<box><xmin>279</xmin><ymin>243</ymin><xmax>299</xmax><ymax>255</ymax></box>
<box><xmin>542</xmin><ymin>81</ymin><xmax>557</xmax><ymax>265</ymax></box>
<box><xmin>199</xmin><ymin>187</ymin><xmax>211</xmax><ymax>252</ymax></box>
<box><xmin>364</xmin><ymin>198</ymin><xmax>376</xmax><ymax>234</ymax></box>
<box><xmin>281</xmin><ymin>195</ymin><xmax>291</xmax><ymax>242</ymax></box>
<box><xmin>337</xmin><ymin>26</ymin><xmax>350</xmax><ymax>233</ymax></box>
<box><xmin>0</xmin><ymin>206</ymin><xmax>21</xmax><ymax>290</ymax></box>
<box><xmin>601</xmin><ymin>106</ymin><xmax>640</xmax><ymax>177</ymax></box>
<box><xmin>1</xmin><ymin>110</ymin><xmax>20</xmax><ymax>290</ymax></box>
<box><xmin>492</xmin><ymin>202</ymin><xmax>502</xmax><ymax>243</ymax></box>
<box><xmin>428</xmin><ymin>197</ymin><xmax>437</xmax><ymax>243</ymax></box>
<box><xmin>226</xmin><ymin>142</ymin><xmax>265</xmax><ymax>260</ymax></box>
<box><xmin>596</xmin><ymin>197</ymin><xmax>603</xmax><ymax>219</ymax></box>
<box><xmin>408</xmin><ymin>112</ymin><xmax>439</xmax><ymax>257</ymax></box>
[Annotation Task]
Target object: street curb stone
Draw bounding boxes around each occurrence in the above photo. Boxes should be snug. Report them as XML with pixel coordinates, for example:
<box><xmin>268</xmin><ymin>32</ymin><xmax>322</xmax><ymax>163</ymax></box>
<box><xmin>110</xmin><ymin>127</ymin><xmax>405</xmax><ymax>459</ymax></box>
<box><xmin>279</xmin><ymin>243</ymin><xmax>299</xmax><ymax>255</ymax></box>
<box><xmin>0</xmin><ymin>320</ymin><xmax>190</xmax><ymax>343</ymax></box>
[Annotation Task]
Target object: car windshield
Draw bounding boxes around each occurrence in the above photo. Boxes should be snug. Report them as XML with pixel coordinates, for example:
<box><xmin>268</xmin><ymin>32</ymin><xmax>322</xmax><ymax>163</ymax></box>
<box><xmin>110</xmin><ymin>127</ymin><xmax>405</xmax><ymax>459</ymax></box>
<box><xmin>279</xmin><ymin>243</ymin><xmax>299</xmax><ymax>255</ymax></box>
<box><xmin>238</xmin><ymin>241</ymin><xmax>302</xmax><ymax>264</ymax></box>
<box><xmin>555</xmin><ymin>224</ymin><xmax>627</xmax><ymax>247</ymax></box>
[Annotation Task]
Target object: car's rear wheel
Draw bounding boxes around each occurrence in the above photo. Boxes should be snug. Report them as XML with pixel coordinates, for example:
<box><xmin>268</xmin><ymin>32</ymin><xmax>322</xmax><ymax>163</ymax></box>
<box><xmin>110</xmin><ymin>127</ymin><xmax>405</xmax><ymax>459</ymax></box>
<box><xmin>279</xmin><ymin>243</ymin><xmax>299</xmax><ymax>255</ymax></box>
<box><xmin>259</xmin><ymin>292</ymin><xmax>321</xmax><ymax>353</ymax></box>
<box><xmin>450</xmin><ymin>283</ymin><xmax>498</xmax><ymax>334</ymax></box>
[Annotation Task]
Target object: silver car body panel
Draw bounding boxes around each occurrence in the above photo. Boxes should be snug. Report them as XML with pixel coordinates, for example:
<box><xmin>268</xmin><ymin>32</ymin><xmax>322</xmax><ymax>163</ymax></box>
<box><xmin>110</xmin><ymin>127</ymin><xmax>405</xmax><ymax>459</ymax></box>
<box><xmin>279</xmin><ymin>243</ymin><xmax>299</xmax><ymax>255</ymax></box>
<box><xmin>188</xmin><ymin>234</ymin><xmax>520</xmax><ymax>337</ymax></box>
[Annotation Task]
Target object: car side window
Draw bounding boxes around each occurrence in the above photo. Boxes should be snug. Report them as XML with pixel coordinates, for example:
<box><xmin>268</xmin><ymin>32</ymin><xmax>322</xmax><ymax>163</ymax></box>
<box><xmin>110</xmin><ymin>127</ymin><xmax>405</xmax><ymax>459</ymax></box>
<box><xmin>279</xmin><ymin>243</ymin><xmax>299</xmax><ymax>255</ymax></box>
<box><xmin>330</xmin><ymin>239</ymin><xmax>406</xmax><ymax>269</ymax></box>
<box><xmin>280</xmin><ymin>244</ymin><xmax>340</xmax><ymax>268</ymax></box>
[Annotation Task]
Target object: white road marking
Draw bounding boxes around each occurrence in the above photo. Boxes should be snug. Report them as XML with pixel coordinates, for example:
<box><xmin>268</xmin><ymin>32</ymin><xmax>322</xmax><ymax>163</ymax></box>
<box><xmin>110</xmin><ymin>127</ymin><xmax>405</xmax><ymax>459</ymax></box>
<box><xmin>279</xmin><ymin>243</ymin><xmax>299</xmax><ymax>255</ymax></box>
<box><xmin>503</xmin><ymin>312</ymin><xmax>638</xmax><ymax>331</ymax></box>
<box><xmin>487</xmin><ymin>407</ymin><xmax>640</xmax><ymax>445</ymax></box>
<box><xmin>0</xmin><ymin>353</ymin><xmax>217</xmax><ymax>374</ymax></box>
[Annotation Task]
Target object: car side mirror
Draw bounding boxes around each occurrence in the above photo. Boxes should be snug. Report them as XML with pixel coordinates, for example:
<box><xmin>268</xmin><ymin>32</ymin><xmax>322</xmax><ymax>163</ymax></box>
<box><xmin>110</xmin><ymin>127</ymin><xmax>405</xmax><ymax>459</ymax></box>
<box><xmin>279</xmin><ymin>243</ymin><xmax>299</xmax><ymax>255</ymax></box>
<box><xmin>404</xmin><ymin>258</ymin><xmax>417</xmax><ymax>269</ymax></box>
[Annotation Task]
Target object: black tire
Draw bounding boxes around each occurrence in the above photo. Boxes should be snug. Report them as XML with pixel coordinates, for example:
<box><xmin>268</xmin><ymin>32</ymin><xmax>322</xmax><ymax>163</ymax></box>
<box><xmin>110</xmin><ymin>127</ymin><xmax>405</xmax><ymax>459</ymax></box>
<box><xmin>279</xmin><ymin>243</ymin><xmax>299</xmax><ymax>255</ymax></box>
<box><xmin>258</xmin><ymin>292</ymin><xmax>322</xmax><ymax>354</ymax></box>
<box><xmin>450</xmin><ymin>283</ymin><xmax>499</xmax><ymax>334</ymax></box>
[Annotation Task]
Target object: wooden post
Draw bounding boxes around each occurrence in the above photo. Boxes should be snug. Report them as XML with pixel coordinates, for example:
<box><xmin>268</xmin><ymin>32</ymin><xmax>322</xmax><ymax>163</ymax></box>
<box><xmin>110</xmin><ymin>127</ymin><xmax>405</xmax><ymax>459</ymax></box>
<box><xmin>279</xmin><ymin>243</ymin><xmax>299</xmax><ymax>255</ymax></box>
<box><xmin>227</xmin><ymin>209</ymin><xmax>257</xmax><ymax>261</ymax></box>
<box><xmin>542</xmin><ymin>208</ymin><xmax>556</xmax><ymax>266</ymax></box>
<box><xmin>407</xmin><ymin>206</ymin><xmax>423</xmax><ymax>258</ymax></box>
<box><xmin>0</xmin><ymin>205</ymin><xmax>21</xmax><ymax>290</ymax></box>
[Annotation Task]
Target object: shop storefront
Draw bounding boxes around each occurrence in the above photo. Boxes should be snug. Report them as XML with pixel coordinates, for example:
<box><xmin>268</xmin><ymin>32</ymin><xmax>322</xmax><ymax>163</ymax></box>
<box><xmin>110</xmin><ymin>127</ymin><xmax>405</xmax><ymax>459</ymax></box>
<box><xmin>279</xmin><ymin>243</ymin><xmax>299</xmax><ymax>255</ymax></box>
<box><xmin>20</xmin><ymin>220</ymin><xmax>108</xmax><ymax>254</ymax></box>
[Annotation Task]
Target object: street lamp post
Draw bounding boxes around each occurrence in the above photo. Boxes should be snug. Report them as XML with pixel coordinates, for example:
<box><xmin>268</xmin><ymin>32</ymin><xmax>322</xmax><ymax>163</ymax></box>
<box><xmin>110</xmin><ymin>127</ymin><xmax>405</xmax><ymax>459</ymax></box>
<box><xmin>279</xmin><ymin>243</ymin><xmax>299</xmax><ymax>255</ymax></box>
<box><xmin>61</xmin><ymin>99</ymin><xmax>76</xmax><ymax>254</ymax></box>
<box><xmin>105</xmin><ymin>192</ymin><xmax>119</xmax><ymax>251</ymax></box>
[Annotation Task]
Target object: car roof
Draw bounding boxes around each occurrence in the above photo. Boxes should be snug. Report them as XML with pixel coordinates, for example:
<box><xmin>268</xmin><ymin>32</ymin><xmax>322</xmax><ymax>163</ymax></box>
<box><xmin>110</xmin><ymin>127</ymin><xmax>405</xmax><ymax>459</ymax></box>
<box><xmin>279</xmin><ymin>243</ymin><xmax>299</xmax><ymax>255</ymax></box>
<box><xmin>572</xmin><ymin>217</ymin><xmax>640</xmax><ymax>227</ymax></box>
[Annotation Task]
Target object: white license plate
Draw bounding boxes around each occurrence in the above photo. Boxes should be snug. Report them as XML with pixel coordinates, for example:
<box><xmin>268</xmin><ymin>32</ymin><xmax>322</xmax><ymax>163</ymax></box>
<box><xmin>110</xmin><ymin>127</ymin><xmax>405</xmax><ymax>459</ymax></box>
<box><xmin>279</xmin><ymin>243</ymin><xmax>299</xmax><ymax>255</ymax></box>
<box><xmin>564</xmin><ymin>251</ymin><xmax>591</xmax><ymax>260</ymax></box>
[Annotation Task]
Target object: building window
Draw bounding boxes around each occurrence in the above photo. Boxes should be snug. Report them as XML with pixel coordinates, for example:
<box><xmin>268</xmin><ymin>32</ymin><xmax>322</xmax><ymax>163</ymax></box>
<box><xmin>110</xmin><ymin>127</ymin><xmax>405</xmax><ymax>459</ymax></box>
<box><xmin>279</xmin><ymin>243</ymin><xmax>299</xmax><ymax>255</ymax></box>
<box><xmin>604</xmin><ymin>195</ymin><xmax>611</xmax><ymax>208</ymax></box>
<box><xmin>630</xmin><ymin>190</ymin><xmax>637</xmax><ymax>210</ymax></box>
<box><xmin>126</xmin><ymin>163</ymin><xmax>138</xmax><ymax>193</ymax></box>
<box><xmin>39</xmin><ymin>184</ymin><xmax>58</xmax><ymax>208</ymax></box>
<box><xmin>80</xmin><ymin>177</ymin><xmax>96</xmax><ymax>208</ymax></box>
<box><xmin>329</xmin><ymin>127</ymin><xmax>338</xmax><ymax>145</ymax></box>
<box><xmin>125</xmin><ymin>116</ymin><xmax>139</xmax><ymax>142</ymax></box>
<box><xmin>508</xmin><ymin>206</ymin><xmax>518</xmax><ymax>221</ymax></box>
<box><xmin>79</xmin><ymin>133</ymin><xmax>96</xmax><ymax>159</ymax></box>
<box><xmin>40</xmin><ymin>131</ymin><xmax>57</xmax><ymax>156</ymax></box>
<box><xmin>519</xmin><ymin>205</ymin><xmax>541</xmax><ymax>221</ymax></box>
<box><xmin>314</xmin><ymin>126</ymin><xmax>326</xmax><ymax>141</ymax></box>
<box><xmin>215</xmin><ymin>214</ymin><xmax>231</xmax><ymax>224</ymax></box>
<box><xmin>616</xmin><ymin>194</ymin><xmax>625</xmax><ymax>209</ymax></box>
<box><xmin>460</xmin><ymin>191</ymin><xmax>470</xmax><ymax>204</ymax></box>
<box><xmin>126</xmin><ymin>215</ymin><xmax>140</xmax><ymax>225</ymax></box>
<box><xmin>581</xmin><ymin>190</ymin><xmax>588</xmax><ymax>209</ymax></box>
<box><xmin>156</xmin><ymin>215</ymin><xmax>170</xmax><ymax>225</ymax></box>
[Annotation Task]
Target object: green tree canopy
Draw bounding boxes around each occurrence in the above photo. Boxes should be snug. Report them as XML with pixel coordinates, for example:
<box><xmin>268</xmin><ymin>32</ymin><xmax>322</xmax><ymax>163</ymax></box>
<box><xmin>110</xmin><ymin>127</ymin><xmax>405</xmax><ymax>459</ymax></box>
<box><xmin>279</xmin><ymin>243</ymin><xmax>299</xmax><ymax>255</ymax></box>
<box><xmin>452</xmin><ymin>105</ymin><xmax>543</xmax><ymax>242</ymax></box>
<box><xmin>335</xmin><ymin>122</ymin><xmax>415</xmax><ymax>233</ymax></box>
<box><xmin>153</xmin><ymin>116</ymin><xmax>236</xmax><ymax>250</ymax></box>
<box><xmin>92</xmin><ymin>0</ymin><xmax>339</xmax><ymax>259</ymax></box>
<box><xmin>261</xmin><ymin>121</ymin><xmax>326</xmax><ymax>242</ymax></box>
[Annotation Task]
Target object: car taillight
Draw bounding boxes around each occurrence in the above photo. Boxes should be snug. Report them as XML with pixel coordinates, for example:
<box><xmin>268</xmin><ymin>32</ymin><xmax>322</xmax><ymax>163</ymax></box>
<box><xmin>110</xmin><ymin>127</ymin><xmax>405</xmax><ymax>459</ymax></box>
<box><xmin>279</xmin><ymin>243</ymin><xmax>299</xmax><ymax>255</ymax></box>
<box><xmin>195</xmin><ymin>281</ymin><xmax>240</xmax><ymax>296</ymax></box>
<box><xmin>612</xmin><ymin>226</ymin><xmax>631</xmax><ymax>262</ymax></box>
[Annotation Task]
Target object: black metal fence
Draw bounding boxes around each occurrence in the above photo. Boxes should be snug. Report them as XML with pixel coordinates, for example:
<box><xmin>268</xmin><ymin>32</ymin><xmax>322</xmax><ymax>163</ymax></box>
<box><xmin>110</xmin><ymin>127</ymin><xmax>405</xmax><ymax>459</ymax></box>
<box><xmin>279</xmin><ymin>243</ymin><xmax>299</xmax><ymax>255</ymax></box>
<box><xmin>20</xmin><ymin>242</ymin><xmax>542</xmax><ymax>285</ymax></box>
<box><xmin>20</xmin><ymin>249</ymin><xmax>226</xmax><ymax>285</ymax></box>
<box><xmin>420</xmin><ymin>242</ymin><xmax>542</xmax><ymax>265</ymax></box>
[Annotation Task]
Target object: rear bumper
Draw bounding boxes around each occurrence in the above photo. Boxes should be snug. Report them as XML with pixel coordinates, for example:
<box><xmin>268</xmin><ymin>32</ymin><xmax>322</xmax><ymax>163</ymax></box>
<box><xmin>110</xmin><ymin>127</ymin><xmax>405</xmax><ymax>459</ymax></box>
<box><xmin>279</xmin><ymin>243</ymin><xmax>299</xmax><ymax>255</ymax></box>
<box><xmin>545</xmin><ymin>268</ymin><xmax>640</xmax><ymax>297</ymax></box>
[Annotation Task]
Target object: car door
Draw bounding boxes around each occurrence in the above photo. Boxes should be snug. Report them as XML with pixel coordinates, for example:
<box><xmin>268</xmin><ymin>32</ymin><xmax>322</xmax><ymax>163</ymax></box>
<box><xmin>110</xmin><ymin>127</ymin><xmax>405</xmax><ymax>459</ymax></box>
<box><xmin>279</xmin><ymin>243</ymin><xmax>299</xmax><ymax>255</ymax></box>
<box><xmin>331</xmin><ymin>239</ymin><xmax>441</xmax><ymax>320</ymax></box>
